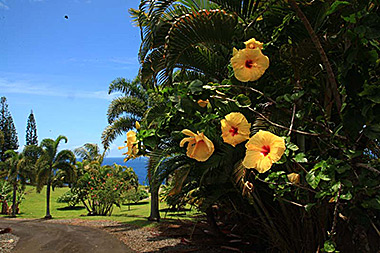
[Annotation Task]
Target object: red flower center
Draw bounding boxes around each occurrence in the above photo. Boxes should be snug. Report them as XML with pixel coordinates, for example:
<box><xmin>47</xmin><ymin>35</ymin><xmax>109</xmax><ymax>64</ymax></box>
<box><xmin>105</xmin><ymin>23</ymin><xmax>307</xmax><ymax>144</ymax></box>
<box><xmin>245</xmin><ymin>59</ymin><xmax>253</xmax><ymax>69</ymax></box>
<box><xmin>261</xmin><ymin>145</ymin><xmax>270</xmax><ymax>156</ymax></box>
<box><xmin>229</xmin><ymin>127</ymin><xmax>238</xmax><ymax>136</ymax></box>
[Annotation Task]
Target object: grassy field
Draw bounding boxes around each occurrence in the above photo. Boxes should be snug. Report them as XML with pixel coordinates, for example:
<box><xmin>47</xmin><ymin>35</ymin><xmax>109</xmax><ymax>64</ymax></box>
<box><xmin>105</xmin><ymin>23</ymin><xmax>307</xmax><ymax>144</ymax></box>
<box><xmin>1</xmin><ymin>185</ymin><xmax>200</xmax><ymax>227</ymax></box>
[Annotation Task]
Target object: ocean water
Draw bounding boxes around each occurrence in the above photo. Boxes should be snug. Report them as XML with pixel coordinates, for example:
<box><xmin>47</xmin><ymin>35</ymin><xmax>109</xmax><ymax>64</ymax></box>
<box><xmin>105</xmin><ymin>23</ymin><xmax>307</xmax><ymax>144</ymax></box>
<box><xmin>102</xmin><ymin>156</ymin><xmax>148</xmax><ymax>185</ymax></box>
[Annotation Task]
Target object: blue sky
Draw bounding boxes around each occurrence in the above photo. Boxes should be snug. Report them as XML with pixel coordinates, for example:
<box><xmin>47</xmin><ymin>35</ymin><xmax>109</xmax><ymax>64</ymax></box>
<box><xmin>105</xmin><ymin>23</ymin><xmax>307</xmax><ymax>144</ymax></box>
<box><xmin>0</xmin><ymin>0</ymin><xmax>141</xmax><ymax>157</ymax></box>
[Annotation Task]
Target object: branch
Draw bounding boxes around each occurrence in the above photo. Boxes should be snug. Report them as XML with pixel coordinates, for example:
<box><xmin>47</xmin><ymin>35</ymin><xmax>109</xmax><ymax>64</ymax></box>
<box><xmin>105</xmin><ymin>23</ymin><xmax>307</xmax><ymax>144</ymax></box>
<box><xmin>330</xmin><ymin>183</ymin><xmax>342</xmax><ymax>242</ymax></box>
<box><xmin>356</xmin><ymin>163</ymin><xmax>380</xmax><ymax>176</ymax></box>
<box><xmin>288</xmin><ymin>104</ymin><xmax>296</xmax><ymax>136</ymax></box>
<box><xmin>216</xmin><ymin>84</ymin><xmax>277</xmax><ymax>105</ymax></box>
<box><xmin>211</xmin><ymin>95</ymin><xmax>320</xmax><ymax>137</ymax></box>
<box><xmin>288</xmin><ymin>0</ymin><xmax>342</xmax><ymax>113</ymax></box>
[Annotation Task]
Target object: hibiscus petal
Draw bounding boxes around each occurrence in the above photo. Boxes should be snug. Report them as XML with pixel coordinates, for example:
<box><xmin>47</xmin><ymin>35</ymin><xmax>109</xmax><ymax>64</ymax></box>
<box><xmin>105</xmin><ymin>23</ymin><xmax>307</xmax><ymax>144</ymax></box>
<box><xmin>192</xmin><ymin>141</ymin><xmax>213</xmax><ymax>162</ymax></box>
<box><xmin>255</xmin><ymin>156</ymin><xmax>273</xmax><ymax>173</ymax></box>
<box><xmin>242</xmin><ymin>150</ymin><xmax>261</xmax><ymax>169</ymax></box>
<box><xmin>180</xmin><ymin>137</ymin><xmax>194</xmax><ymax>147</ymax></box>
<box><xmin>182</xmin><ymin>129</ymin><xmax>197</xmax><ymax>137</ymax></box>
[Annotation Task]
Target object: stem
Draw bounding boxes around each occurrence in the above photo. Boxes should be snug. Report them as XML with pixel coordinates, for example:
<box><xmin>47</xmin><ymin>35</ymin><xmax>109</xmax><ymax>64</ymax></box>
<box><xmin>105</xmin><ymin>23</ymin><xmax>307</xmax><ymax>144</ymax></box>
<box><xmin>288</xmin><ymin>104</ymin><xmax>296</xmax><ymax>136</ymax></box>
<box><xmin>356</xmin><ymin>163</ymin><xmax>380</xmax><ymax>175</ymax></box>
<box><xmin>288</xmin><ymin>0</ymin><xmax>342</xmax><ymax>113</ymax></box>
<box><xmin>211</xmin><ymin>95</ymin><xmax>320</xmax><ymax>137</ymax></box>
<box><xmin>216</xmin><ymin>85</ymin><xmax>277</xmax><ymax>104</ymax></box>
<box><xmin>330</xmin><ymin>183</ymin><xmax>342</xmax><ymax>241</ymax></box>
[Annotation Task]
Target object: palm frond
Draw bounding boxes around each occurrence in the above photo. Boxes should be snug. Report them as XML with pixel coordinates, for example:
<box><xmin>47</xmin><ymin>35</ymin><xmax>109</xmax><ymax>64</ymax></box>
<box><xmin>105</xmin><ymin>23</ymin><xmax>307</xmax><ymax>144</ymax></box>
<box><xmin>36</xmin><ymin>163</ymin><xmax>50</xmax><ymax>192</ymax></box>
<box><xmin>74</xmin><ymin>143</ymin><xmax>102</xmax><ymax>162</ymax></box>
<box><xmin>163</xmin><ymin>9</ymin><xmax>237</xmax><ymax>82</ymax></box>
<box><xmin>108</xmin><ymin>77</ymin><xmax>148</xmax><ymax>100</ymax></box>
<box><xmin>107</xmin><ymin>96</ymin><xmax>146</xmax><ymax>124</ymax></box>
<box><xmin>54</xmin><ymin>135</ymin><xmax>68</xmax><ymax>147</ymax></box>
<box><xmin>101</xmin><ymin>116</ymin><xmax>137</xmax><ymax>150</ymax></box>
<box><xmin>210</xmin><ymin>0</ymin><xmax>260</xmax><ymax>21</ymax></box>
<box><xmin>55</xmin><ymin>150</ymin><xmax>75</xmax><ymax>164</ymax></box>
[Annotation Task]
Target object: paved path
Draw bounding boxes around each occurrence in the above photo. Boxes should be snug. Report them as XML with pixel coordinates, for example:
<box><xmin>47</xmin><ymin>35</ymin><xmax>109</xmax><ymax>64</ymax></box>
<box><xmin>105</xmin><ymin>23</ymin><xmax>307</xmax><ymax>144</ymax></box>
<box><xmin>0</xmin><ymin>218</ymin><xmax>134</xmax><ymax>253</ymax></box>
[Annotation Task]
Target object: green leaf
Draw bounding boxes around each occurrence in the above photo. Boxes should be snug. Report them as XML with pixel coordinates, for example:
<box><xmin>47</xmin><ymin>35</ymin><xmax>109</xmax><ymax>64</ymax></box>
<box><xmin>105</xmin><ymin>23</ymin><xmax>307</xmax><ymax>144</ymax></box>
<box><xmin>341</xmin><ymin>13</ymin><xmax>357</xmax><ymax>23</ymax></box>
<box><xmin>363</xmin><ymin>124</ymin><xmax>380</xmax><ymax>140</ymax></box>
<box><xmin>359</xmin><ymin>84</ymin><xmax>380</xmax><ymax>103</ymax></box>
<box><xmin>324</xmin><ymin>240</ymin><xmax>336</xmax><ymax>252</ymax></box>
<box><xmin>188</xmin><ymin>80</ymin><xmax>203</xmax><ymax>95</ymax></box>
<box><xmin>287</xmin><ymin>143</ymin><xmax>299</xmax><ymax>151</ymax></box>
<box><xmin>235</xmin><ymin>94</ymin><xmax>251</xmax><ymax>107</ymax></box>
<box><xmin>362</xmin><ymin>196</ymin><xmax>380</xmax><ymax>210</ymax></box>
<box><xmin>306</xmin><ymin>171</ymin><xmax>320</xmax><ymax>189</ymax></box>
<box><xmin>294</xmin><ymin>153</ymin><xmax>308</xmax><ymax>163</ymax></box>
<box><xmin>340</xmin><ymin>191</ymin><xmax>352</xmax><ymax>200</ymax></box>
<box><xmin>305</xmin><ymin>203</ymin><xmax>316</xmax><ymax>212</ymax></box>
<box><xmin>326</xmin><ymin>1</ymin><xmax>350</xmax><ymax>16</ymax></box>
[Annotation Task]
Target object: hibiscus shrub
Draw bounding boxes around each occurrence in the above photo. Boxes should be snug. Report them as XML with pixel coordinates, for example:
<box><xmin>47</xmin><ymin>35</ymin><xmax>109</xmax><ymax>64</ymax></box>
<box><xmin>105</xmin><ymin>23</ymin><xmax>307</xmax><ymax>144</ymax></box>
<box><xmin>72</xmin><ymin>165</ymin><xmax>138</xmax><ymax>216</ymax></box>
<box><xmin>124</xmin><ymin>0</ymin><xmax>380</xmax><ymax>252</ymax></box>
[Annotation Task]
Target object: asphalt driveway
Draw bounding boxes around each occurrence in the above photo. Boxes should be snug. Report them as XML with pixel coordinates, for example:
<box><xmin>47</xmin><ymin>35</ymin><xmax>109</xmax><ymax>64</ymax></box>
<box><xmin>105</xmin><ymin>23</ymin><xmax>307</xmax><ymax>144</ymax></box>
<box><xmin>0</xmin><ymin>218</ymin><xmax>133</xmax><ymax>253</ymax></box>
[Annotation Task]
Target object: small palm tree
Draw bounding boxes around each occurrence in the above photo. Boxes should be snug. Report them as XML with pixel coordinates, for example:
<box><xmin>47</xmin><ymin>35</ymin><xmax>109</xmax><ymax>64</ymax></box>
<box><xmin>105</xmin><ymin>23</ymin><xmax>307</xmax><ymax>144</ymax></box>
<box><xmin>74</xmin><ymin>143</ymin><xmax>105</xmax><ymax>164</ymax></box>
<box><xmin>0</xmin><ymin>150</ymin><xmax>28</xmax><ymax>216</ymax></box>
<box><xmin>36</xmin><ymin>135</ymin><xmax>75</xmax><ymax>219</ymax></box>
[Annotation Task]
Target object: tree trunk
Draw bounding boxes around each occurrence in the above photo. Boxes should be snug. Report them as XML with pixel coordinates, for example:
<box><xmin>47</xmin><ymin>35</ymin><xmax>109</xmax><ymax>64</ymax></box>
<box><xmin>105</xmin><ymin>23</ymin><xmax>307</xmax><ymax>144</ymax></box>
<box><xmin>11</xmin><ymin>183</ymin><xmax>17</xmax><ymax>217</ymax></box>
<box><xmin>205</xmin><ymin>206</ymin><xmax>222</xmax><ymax>236</ymax></box>
<box><xmin>45</xmin><ymin>178</ymin><xmax>52</xmax><ymax>219</ymax></box>
<box><xmin>148</xmin><ymin>184</ymin><xmax>160</xmax><ymax>222</ymax></box>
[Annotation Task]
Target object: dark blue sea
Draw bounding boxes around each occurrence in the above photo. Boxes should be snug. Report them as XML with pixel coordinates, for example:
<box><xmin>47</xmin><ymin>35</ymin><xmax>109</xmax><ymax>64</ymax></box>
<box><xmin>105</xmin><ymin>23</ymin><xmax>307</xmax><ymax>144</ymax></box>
<box><xmin>102</xmin><ymin>156</ymin><xmax>148</xmax><ymax>185</ymax></box>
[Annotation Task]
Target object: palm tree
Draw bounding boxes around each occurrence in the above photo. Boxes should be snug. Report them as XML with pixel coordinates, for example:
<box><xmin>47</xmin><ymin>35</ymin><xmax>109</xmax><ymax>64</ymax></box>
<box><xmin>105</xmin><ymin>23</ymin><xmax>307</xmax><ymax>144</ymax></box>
<box><xmin>101</xmin><ymin>77</ymin><xmax>149</xmax><ymax>150</ymax></box>
<box><xmin>36</xmin><ymin>135</ymin><xmax>75</xmax><ymax>219</ymax></box>
<box><xmin>0</xmin><ymin>150</ymin><xmax>33</xmax><ymax>216</ymax></box>
<box><xmin>74</xmin><ymin>143</ymin><xmax>105</xmax><ymax>163</ymax></box>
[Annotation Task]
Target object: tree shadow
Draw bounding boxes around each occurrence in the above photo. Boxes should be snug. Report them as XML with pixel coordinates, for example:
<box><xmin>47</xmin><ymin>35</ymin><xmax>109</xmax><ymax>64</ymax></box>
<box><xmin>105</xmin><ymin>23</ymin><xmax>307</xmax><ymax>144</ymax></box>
<box><xmin>122</xmin><ymin>201</ymin><xmax>149</xmax><ymax>206</ymax></box>
<box><xmin>57</xmin><ymin>206</ymin><xmax>85</xmax><ymax>211</ymax></box>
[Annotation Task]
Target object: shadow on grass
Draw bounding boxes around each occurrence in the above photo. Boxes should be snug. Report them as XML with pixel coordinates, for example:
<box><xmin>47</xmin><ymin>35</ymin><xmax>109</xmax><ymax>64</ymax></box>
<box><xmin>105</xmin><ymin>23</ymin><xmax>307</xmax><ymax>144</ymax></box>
<box><xmin>57</xmin><ymin>206</ymin><xmax>85</xmax><ymax>211</ymax></box>
<box><xmin>103</xmin><ymin>218</ymin><xmax>153</xmax><ymax>230</ymax></box>
<box><xmin>122</xmin><ymin>201</ymin><xmax>149</xmax><ymax>206</ymax></box>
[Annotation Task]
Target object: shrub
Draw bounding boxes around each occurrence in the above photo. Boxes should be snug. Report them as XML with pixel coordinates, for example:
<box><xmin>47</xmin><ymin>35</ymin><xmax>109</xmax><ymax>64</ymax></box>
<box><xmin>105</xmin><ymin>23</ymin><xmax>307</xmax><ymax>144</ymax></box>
<box><xmin>56</xmin><ymin>190</ymin><xmax>80</xmax><ymax>207</ymax></box>
<box><xmin>72</xmin><ymin>164</ymin><xmax>138</xmax><ymax>216</ymax></box>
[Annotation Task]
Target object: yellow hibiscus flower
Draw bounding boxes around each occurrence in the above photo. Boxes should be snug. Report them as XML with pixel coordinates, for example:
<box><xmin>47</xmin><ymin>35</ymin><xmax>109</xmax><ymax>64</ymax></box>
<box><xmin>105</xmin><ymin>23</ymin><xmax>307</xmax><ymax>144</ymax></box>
<box><xmin>287</xmin><ymin>173</ymin><xmax>300</xmax><ymax>184</ymax></box>
<box><xmin>197</xmin><ymin>99</ymin><xmax>209</xmax><ymax>108</ymax></box>
<box><xmin>221</xmin><ymin>112</ymin><xmax>251</xmax><ymax>147</ymax></box>
<box><xmin>242</xmin><ymin>130</ymin><xmax>285</xmax><ymax>173</ymax></box>
<box><xmin>231</xmin><ymin>48</ymin><xmax>269</xmax><ymax>82</ymax></box>
<box><xmin>135</xmin><ymin>121</ymin><xmax>141</xmax><ymax>130</ymax></box>
<box><xmin>119</xmin><ymin>130</ymin><xmax>139</xmax><ymax>160</ymax></box>
<box><xmin>126</xmin><ymin>130</ymin><xmax>137</xmax><ymax>145</ymax></box>
<box><xmin>180</xmin><ymin>129</ymin><xmax>214</xmax><ymax>162</ymax></box>
<box><xmin>244</xmin><ymin>38</ymin><xmax>264</xmax><ymax>50</ymax></box>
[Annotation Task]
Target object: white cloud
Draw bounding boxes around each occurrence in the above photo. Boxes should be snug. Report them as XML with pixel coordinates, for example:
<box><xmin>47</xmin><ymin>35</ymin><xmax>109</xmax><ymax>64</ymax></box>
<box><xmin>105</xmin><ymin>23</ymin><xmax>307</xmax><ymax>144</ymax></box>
<box><xmin>0</xmin><ymin>77</ymin><xmax>116</xmax><ymax>100</ymax></box>
<box><xmin>0</xmin><ymin>1</ymin><xmax>9</xmax><ymax>10</ymax></box>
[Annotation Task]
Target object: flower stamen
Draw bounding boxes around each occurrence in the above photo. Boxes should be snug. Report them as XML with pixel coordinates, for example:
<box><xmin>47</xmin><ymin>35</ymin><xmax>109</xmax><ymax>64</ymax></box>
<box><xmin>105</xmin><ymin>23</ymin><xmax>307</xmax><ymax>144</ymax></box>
<box><xmin>261</xmin><ymin>145</ymin><xmax>270</xmax><ymax>157</ymax></box>
<box><xmin>245</xmin><ymin>59</ymin><xmax>253</xmax><ymax>69</ymax></box>
<box><xmin>229</xmin><ymin>127</ymin><xmax>238</xmax><ymax>136</ymax></box>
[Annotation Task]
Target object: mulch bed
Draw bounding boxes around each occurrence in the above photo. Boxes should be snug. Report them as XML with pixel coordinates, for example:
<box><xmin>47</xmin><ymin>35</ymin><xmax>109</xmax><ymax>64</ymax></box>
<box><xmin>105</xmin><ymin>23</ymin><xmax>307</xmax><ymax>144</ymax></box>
<box><xmin>47</xmin><ymin>218</ymin><xmax>228</xmax><ymax>252</ymax></box>
<box><xmin>0</xmin><ymin>227</ymin><xmax>19</xmax><ymax>253</ymax></box>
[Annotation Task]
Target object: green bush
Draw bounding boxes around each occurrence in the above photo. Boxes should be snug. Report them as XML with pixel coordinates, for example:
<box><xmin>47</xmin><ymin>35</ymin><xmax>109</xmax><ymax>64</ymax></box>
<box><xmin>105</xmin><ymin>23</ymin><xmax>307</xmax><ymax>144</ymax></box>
<box><xmin>123</xmin><ymin>187</ymin><xmax>149</xmax><ymax>204</ymax></box>
<box><xmin>56</xmin><ymin>190</ymin><xmax>80</xmax><ymax>207</ymax></box>
<box><xmin>72</xmin><ymin>164</ymin><xmax>138</xmax><ymax>216</ymax></box>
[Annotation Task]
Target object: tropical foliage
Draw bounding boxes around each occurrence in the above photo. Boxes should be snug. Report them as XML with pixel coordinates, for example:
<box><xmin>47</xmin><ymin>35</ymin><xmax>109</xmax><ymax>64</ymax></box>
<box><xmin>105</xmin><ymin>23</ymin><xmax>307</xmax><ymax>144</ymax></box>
<box><xmin>71</xmin><ymin>164</ymin><xmax>138</xmax><ymax>216</ymax></box>
<box><xmin>36</xmin><ymin>135</ymin><xmax>76</xmax><ymax>218</ymax></box>
<box><xmin>117</xmin><ymin>0</ymin><xmax>380</xmax><ymax>251</ymax></box>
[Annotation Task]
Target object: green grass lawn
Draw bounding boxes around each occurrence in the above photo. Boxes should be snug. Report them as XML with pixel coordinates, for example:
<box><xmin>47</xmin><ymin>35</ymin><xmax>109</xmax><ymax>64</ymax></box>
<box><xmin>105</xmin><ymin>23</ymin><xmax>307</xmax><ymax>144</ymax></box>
<box><xmin>1</xmin><ymin>185</ymin><xmax>201</xmax><ymax>227</ymax></box>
